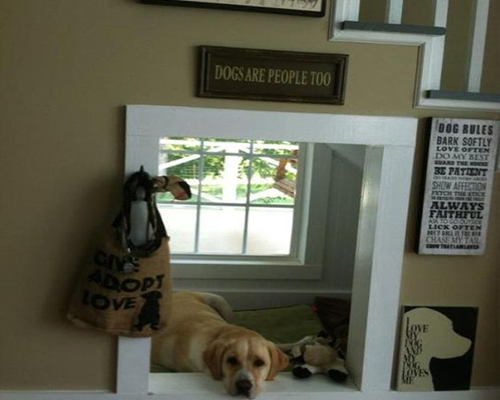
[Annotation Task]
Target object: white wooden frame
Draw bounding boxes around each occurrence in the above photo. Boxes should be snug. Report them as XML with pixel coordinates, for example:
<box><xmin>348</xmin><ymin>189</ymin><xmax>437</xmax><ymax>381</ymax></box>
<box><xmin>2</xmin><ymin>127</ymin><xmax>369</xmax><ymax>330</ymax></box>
<box><xmin>131</xmin><ymin>136</ymin><xmax>331</xmax><ymax>283</ymax></box>
<box><xmin>120</xmin><ymin>105</ymin><xmax>417</xmax><ymax>398</ymax></box>
<box><xmin>329</xmin><ymin>0</ymin><xmax>500</xmax><ymax>112</ymax></box>
<box><xmin>157</xmin><ymin>140</ymin><xmax>304</xmax><ymax>259</ymax></box>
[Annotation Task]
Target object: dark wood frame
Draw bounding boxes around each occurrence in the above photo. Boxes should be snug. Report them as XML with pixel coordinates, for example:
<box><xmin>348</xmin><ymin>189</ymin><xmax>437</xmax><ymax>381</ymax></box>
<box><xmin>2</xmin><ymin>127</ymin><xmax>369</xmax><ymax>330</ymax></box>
<box><xmin>140</xmin><ymin>0</ymin><xmax>326</xmax><ymax>18</ymax></box>
<box><xmin>198</xmin><ymin>46</ymin><xmax>348</xmax><ymax>105</ymax></box>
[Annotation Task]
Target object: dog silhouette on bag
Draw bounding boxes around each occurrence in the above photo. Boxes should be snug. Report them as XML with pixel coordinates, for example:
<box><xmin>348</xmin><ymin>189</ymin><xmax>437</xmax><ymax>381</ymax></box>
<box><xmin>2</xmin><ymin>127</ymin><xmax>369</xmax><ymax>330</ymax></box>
<box><xmin>135</xmin><ymin>290</ymin><xmax>163</xmax><ymax>331</ymax></box>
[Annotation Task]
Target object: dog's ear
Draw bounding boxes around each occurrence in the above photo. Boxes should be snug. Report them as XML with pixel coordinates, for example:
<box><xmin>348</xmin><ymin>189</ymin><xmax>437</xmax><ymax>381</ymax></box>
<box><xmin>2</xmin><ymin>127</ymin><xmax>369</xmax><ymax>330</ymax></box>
<box><xmin>203</xmin><ymin>341</ymin><xmax>226</xmax><ymax>380</ymax></box>
<box><xmin>266</xmin><ymin>342</ymin><xmax>289</xmax><ymax>381</ymax></box>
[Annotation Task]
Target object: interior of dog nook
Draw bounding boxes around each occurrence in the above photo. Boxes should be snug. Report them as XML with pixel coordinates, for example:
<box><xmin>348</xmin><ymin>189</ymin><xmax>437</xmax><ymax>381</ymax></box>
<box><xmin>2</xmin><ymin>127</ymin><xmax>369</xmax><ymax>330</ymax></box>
<box><xmin>119</xmin><ymin>105</ymin><xmax>422</xmax><ymax>399</ymax></box>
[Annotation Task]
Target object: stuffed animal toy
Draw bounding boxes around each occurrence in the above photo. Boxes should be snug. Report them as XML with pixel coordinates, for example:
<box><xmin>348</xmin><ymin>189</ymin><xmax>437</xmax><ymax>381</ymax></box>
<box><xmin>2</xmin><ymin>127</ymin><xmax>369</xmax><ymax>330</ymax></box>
<box><xmin>284</xmin><ymin>333</ymin><xmax>349</xmax><ymax>382</ymax></box>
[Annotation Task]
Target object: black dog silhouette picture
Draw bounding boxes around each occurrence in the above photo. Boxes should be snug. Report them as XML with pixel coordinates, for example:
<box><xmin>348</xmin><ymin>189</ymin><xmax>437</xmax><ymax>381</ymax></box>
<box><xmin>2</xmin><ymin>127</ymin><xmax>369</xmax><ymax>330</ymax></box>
<box><xmin>396</xmin><ymin>306</ymin><xmax>478</xmax><ymax>391</ymax></box>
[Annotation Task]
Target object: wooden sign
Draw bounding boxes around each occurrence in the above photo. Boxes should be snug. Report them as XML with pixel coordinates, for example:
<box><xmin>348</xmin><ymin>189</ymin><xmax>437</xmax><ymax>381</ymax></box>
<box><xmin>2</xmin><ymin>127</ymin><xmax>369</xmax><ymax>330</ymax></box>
<box><xmin>418</xmin><ymin>118</ymin><xmax>500</xmax><ymax>255</ymax></box>
<box><xmin>198</xmin><ymin>46</ymin><xmax>348</xmax><ymax>105</ymax></box>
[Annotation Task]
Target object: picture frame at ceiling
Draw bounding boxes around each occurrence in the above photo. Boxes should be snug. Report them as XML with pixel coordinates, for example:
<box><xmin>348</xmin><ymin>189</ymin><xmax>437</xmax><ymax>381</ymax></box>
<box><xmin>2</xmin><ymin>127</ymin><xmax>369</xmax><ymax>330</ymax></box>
<box><xmin>139</xmin><ymin>0</ymin><xmax>326</xmax><ymax>18</ymax></box>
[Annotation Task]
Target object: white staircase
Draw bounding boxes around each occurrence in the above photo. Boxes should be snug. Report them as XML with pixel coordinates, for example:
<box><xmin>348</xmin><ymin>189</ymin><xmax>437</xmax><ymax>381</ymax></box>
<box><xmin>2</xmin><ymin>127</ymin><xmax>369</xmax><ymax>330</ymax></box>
<box><xmin>329</xmin><ymin>0</ymin><xmax>500</xmax><ymax>112</ymax></box>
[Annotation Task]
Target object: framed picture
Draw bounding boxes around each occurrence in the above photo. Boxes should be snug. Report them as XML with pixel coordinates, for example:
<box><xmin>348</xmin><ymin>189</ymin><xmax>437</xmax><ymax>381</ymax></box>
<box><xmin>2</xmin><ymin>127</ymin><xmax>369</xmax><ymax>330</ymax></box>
<box><xmin>198</xmin><ymin>46</ymin><xmax>348</xmax><ymax>105</ymax></box>
<box><xmin>140</xmin><ymin>0</ymin><xmax>326</xmax><ymax>18</ymax></box>
<box><xmin>396</xmin><ymin>306</ymin><xmax>478</xmax><ymax>391</ymax></box>
<box><xmin>417</xmin><ymin>118</ymin><xmax>499</xmax><ymax>255</ymax></box>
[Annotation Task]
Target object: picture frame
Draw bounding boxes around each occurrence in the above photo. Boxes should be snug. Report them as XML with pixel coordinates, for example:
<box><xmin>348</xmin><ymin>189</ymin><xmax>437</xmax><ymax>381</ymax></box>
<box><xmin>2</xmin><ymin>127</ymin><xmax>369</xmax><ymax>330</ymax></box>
<box><xmin>396</xmin><ymin>306</ymin><xmax>478</xmax><ymax>391</ymax></box>
<box><xmin>198</xmin><ymin>46</ymin><xmax>348</xmax><ymax>105</ymax></box>
<box><xmin>417</xmin><ymin>118</ymin><xmax>500</xmax><ymax>255</ymax></box>
<box><xmin>140</xmin><ymin>0</ymin><xmax>326</xmax><ymax>18</ymax></box>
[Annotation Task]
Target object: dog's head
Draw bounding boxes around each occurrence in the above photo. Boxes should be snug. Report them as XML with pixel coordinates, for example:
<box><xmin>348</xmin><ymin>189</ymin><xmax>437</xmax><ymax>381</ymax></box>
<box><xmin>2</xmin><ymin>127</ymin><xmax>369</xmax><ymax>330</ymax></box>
<box><xmin>203</xmin><ymin>337</ymin><xmax>289</xmax><ymax>398</ymax></box>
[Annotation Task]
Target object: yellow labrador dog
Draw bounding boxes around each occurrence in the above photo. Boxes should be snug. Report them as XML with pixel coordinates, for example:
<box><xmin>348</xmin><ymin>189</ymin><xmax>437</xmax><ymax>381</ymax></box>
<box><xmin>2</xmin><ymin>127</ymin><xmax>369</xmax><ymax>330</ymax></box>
<box><xmin>152</xmin><ymin>292</ymin><xmax>289</xmax><ymax>398</ymax></box>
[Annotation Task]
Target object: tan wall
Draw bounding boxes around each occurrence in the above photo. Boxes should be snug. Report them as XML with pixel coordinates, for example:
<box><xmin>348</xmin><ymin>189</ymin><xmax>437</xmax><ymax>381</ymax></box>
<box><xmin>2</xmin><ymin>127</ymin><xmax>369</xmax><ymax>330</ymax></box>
<box><xmin>0</xmin><ymin>0</ymin><xmax>498</xmax><ymax>391</ymax></box>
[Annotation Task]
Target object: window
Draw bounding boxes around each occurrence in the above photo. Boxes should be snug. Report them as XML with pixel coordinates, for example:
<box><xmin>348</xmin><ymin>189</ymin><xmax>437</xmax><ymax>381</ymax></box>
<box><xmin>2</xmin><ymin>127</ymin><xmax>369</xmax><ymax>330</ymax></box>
<box><xmin>157</xmin><ymin>138</ymin><xmax>300</xmax><ymax>257</ymax></box>
<box><xmin>153</xmin><ymin>135</ymin><xmax>331</xmax><ymax>281</ymax></box>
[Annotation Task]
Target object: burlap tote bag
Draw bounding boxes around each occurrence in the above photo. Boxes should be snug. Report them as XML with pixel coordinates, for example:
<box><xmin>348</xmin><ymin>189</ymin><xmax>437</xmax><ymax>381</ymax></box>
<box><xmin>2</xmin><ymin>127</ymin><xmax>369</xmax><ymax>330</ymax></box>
<box><xmin>67</xmin><ymin>169</ymin><xmax>191</xmax><ymax>337</ymax></box>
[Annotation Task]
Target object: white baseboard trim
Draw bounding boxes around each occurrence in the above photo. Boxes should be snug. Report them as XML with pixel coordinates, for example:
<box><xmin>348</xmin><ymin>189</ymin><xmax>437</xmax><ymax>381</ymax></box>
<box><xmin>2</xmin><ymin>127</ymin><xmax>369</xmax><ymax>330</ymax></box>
<box><xmin>2</xmin><ymin>385</ymin><xmax>500</xmax><ymax>400</ymax></box>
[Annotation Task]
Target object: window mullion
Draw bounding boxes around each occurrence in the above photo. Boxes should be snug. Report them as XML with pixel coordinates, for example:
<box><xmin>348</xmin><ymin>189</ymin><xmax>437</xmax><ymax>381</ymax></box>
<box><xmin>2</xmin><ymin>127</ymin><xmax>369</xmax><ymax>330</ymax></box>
<box><xmin>194</xmin><ymin>139</ymin><xmax>204</xmax><ymax>254</ymax></box>
<box><xmin>160</xmin><ymin>149</ymin><xmax>299</xmax><ymax>159</ymax></box>
<box><xmin>289</xmin><ymin>143</ymin><xmax>306</xmax><ymax>259</ymax></box>
<box><xmin>241</xmin><ymin>141</ymin><xmax>254</xmax><ymax>255</ymax></box>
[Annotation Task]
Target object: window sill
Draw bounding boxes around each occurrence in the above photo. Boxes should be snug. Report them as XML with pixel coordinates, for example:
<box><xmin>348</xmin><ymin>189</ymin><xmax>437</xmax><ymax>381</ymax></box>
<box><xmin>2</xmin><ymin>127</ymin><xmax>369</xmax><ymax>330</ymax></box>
<box><xmin>171</xmin><ymin>258</ymin><xmax>323</xmax><ymax>280</ymax></box>
<box><xmin>149</xmin><ymin>373</ymin><xmax>500</xmax><ymax>400</ymax></box>
<box><xmin>149</xmin><ymin>372</ymin><xmax>357</xmax><ymax>396</ymax></box>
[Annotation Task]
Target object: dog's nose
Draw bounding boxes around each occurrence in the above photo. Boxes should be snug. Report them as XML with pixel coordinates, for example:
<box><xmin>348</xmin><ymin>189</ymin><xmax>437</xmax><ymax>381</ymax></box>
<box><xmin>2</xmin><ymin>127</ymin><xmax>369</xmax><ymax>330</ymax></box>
<box><xmin>235</xmin><ymin>379</ymin><xmax>253</xmax><ymax>395</ymax></box>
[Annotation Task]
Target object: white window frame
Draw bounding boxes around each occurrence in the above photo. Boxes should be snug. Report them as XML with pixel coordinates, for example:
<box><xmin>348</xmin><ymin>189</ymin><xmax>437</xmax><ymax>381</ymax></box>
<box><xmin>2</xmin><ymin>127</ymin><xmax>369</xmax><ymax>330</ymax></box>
<box><xmin>118</xmin><ymin>105</ymin><xmax>420</xmax><ymax>396</ymax></box>
<box><xmin>157</xmin><ymin>138</ymin><xmax>303</xmax><ymax>258</ymax></box>
<box><xmin>131</xmin><ymin>130</ymin><xmax>330</xmax><ymax>282</ymax></box>
<box><xmin>166</xmin><ymin>141</ymin><xmax>327</xmax><ymax>274</ymax></box>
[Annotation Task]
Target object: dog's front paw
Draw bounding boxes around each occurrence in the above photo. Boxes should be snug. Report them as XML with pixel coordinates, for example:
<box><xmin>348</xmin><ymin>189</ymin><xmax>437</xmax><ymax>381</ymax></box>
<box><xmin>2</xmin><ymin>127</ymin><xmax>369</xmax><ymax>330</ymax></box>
<box><xmin>292</xmin><ymin>366</ymin><xmax>312</xmax><ymax>379</ymax></box>
<box><xmin>327</xmin><ymin>369</ymin><xmax>348</xmax><ymax>382</ymax></box>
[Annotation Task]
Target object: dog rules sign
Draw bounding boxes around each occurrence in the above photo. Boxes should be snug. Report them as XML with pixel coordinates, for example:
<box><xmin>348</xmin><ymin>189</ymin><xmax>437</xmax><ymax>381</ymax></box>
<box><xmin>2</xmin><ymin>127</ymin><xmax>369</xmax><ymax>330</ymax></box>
<box><xmin>418</xmin><ymin>118</ymin><xmax>499</xmax><ymax>255</ymax></box>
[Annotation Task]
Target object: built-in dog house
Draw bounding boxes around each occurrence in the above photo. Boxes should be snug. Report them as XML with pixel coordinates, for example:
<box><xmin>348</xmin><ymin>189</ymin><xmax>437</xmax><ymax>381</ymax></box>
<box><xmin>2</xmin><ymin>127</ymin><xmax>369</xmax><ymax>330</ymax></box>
<box><xmin>120</xmin><ymin>104</ymin><xmax>422</xmax><ymax>399</ymax></box>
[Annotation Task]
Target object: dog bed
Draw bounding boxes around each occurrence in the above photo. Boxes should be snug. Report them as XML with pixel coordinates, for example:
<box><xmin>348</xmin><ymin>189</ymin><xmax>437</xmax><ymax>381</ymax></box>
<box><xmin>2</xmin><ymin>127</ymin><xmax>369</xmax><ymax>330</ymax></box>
<box><xmin>231</xmin><ymin>304</ymin><xmax>322</xmax><ymax>344</ymax></box>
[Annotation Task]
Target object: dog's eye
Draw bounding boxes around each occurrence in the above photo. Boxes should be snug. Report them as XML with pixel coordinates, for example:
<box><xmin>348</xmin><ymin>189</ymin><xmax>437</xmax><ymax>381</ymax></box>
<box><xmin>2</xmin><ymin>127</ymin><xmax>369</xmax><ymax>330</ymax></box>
<box><xmin>254</xmin><ymin>359</ymin><xmax>265</xmax><ymax>367</ymax></box>
<box><xmin>227</xmin><ymin>357</ymin><xmax>239</xmax><ymax>366</ymax></box>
